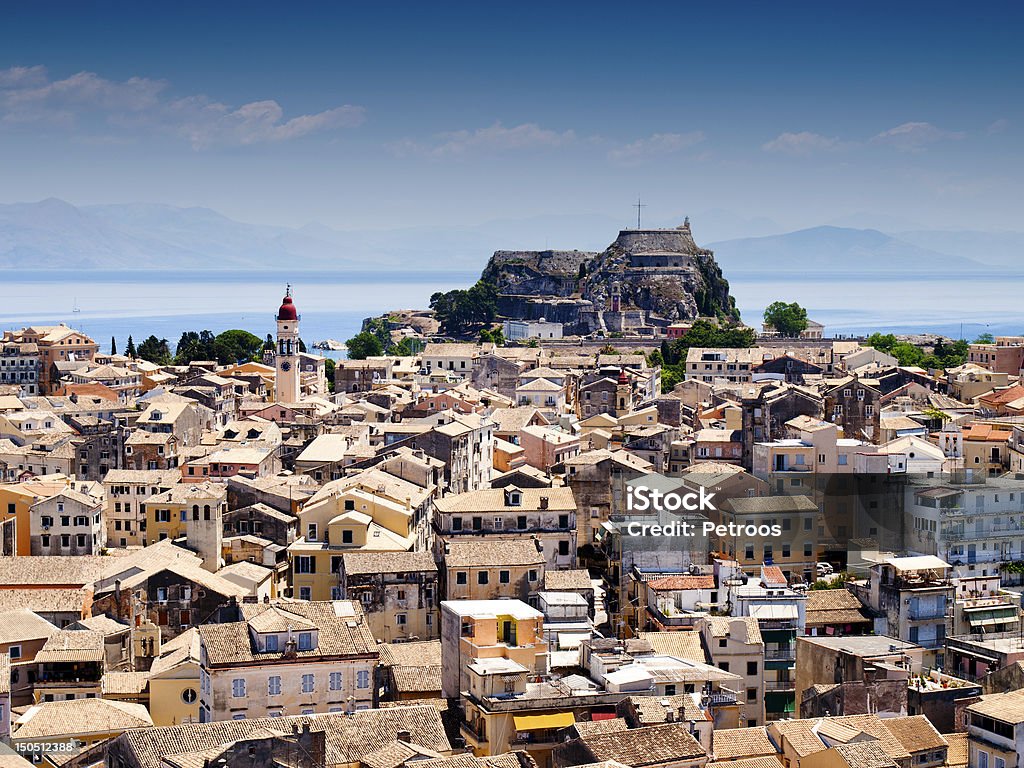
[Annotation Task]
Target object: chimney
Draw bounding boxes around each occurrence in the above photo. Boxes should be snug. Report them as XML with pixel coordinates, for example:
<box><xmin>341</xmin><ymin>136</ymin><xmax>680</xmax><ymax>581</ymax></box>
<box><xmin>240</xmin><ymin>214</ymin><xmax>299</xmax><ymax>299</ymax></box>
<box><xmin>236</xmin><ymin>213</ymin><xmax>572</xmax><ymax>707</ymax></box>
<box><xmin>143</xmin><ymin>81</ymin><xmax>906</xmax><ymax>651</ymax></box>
<box><xmin>397</xmin><ymin>729</ymin><xmax>411</xmax><ymax>744</ymax></box>
<box><xmin>539</xmin><ymin>496</ymin><xmax>549</xmax><ymax>510</ymax></box>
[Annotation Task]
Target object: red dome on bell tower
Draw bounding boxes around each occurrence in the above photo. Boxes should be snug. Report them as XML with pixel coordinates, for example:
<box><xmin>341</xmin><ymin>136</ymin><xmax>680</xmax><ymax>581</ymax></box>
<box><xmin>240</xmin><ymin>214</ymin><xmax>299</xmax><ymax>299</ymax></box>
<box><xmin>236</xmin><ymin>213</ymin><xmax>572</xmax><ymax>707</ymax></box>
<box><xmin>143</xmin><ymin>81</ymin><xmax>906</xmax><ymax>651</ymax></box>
<box><xmin>277</xmin><ymin>285</ymin><xmax>298</xmax><ymax>321</ymax></box>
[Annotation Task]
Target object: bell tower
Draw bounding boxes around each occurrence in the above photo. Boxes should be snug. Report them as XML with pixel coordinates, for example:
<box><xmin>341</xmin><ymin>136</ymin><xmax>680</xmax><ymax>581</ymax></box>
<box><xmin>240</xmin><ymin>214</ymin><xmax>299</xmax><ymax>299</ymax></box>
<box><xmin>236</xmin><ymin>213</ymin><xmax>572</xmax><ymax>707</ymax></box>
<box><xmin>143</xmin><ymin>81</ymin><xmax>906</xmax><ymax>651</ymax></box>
<box><xmin>275</xmin><ymin>284</ymin><xmax>300</xmax><ymax>403</ymax></box>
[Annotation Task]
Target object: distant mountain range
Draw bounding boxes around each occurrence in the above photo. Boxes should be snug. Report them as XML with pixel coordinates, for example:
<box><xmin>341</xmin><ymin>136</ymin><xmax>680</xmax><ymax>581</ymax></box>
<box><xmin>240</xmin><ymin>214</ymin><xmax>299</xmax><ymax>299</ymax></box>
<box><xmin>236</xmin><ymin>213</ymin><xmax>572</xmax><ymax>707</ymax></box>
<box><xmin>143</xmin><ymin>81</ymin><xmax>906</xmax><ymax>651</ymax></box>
<box><xmin>0</xmin><ymin>198</ymin><xmax>1018</xmax><ymax>274</ymax></box>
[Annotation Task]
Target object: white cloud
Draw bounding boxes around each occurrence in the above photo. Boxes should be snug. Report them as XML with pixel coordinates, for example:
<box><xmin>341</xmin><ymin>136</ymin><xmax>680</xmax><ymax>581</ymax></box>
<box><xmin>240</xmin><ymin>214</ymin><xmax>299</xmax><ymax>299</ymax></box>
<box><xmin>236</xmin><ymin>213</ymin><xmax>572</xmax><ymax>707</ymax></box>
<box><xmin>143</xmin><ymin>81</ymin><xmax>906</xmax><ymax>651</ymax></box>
<box><xmin>761</xmin><ymin>131</ymin><xmax>844</xmax><ymax>155</ymax></box>
<box><xmin>608</xmin><ymin>131</ymin><xmax>705</xmax><ymax>165</ymax></box>
<box><xmin>987</xmin><ymin>118</ymin><xmax>1010</xmax><ymax>135</ymax></box>
<box><xmin>392</xmin><ymin>121</ymin><xmax>576</xmax><ymax>157</ymax></box>
<box><xmin>0</xmin><ymin>65</ymin><xmax>364</xmax><ymax>148</ymax></box>
<box><xmin>870</xmin><ymin>121</ymin><xmax>965</xmax><ymax>151</ymax></box>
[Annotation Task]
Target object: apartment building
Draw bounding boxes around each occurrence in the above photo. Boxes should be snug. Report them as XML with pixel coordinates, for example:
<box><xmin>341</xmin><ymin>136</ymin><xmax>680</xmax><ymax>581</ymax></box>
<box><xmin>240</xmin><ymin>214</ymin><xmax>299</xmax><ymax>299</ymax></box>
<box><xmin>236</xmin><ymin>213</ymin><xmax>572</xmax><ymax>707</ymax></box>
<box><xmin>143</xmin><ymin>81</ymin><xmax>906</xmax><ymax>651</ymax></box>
<box><xmin>339</xmin><ymin>550</ymin><xmax>439</xmax><ymax>642</ymax></box>
<box><xmin>197</xmin><ymin>600</ymin><xmax>378</xmax><ymax>722</ymax></box>
<box><xmin>103</xmin><ymin>468</ymin><xmax>180</xmax><ymax>548</ymax></box>
<box><xmin>433</xmin><ymin>486</ymin><xmax>577</xmax><ymax>570</ymax></box>
<box><xmin>29</xmin><ymin>481</ymin><xmax>106</xmax><ymax>556</ymax></box>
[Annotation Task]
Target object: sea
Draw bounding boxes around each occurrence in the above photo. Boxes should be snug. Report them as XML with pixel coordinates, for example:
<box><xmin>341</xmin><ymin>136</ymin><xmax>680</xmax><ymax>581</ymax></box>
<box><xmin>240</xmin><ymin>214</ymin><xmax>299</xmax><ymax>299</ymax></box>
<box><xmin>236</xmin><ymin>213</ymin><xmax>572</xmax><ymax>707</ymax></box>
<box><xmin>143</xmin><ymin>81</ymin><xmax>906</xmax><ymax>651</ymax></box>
<box><xmin>1</xmin><ymin>269</ymin><xmax>1021</xmax><ymax>356</ymax></box>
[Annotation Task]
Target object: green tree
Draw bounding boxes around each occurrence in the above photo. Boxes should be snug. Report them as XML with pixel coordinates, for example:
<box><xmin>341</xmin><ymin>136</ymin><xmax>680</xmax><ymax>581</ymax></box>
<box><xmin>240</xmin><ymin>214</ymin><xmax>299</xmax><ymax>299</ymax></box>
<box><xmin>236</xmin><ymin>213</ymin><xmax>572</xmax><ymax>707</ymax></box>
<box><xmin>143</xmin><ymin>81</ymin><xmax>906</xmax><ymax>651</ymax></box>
<box><xmin>324</xmin><ymin>358</ymin><xmax>336</xmax><ymax>392</ymax></box>
<box><xmin>345</xmin><ymin>331</ymin><xmax>385</xmax><ymax>360</ymax></box>
<box><xmin>174</xmin><ymin>330</ymin><xmax>217</xmax><ymax>365</ymax></box>
<box><xmin>646</xmin><ymin>348</ymin><xmax>664</xmax><ymax>368</ymax></box>
<box><xmin>136</xmin><ymin>335</ymin><xmax>172</xmax><ymax>365</ymax></box>
<box><xmin>480</xmin><ymin>327</ymin><xmax>505</xmax><ymax>346</ymax></box>
<box><xmin>125</xmin><ymin>335</ymin><xmax>136</xmax><ymax>358</ymax></box>
<box><xmin>974</xmin><ymin>332</ymin><xmax>994</xmax><ymax>344</ymax></box>
<box><xmin>763</xmin><ymin>301</ymin><xmax>809</xmax><ymax>337</ymax></box>
<box><xmin>393</xmin><ymin>337</ymin><xmax>421</xmax><ymax>356</ymax></box>
<box><xmin>299</xmin><ymin>337</ymin><xmax>307</xmax><ymax>353</ymax></box>
<box><xmin>212</xmin><ymin>329</ymin><xmax>264</xmax><ymax>365</ymax></box>
<box><xmin>658</xmin><ymin>319</ymin><xmax>756</xmax><ymax>392</ymax></box>
<box><xmin>110</xmin><ymin>336</ymin><xmax>117</xmax><ymax>355</ymax></box>
<box><xmin>430</xmin><ymin>279</ymin><xmax>498</xmax><ymax>336</ymax></box>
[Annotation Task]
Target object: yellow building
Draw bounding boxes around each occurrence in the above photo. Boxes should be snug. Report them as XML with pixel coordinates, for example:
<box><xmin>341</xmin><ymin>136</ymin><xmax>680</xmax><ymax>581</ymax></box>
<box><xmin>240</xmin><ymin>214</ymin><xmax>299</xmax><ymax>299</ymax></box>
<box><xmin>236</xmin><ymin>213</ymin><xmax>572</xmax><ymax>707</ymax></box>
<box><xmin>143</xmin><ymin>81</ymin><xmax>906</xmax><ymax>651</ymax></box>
<box><xmin>290</xmin><ymin>478</ymin><xmax>421</xmax><ymax>601</ymax></box>
<box><xmin>147</xmin><ymin>628</ymin><xmax>201</xmax><ymax>726</ymax></box>
<box><xmin>143</xmin><ymin>481</ymin><xmax>226</xmax><ymax>544</ymax></box>
<box><xmin>0</xmin><ymin>475</ymin><xmax>72</xmax><ymax>556</ymax></box>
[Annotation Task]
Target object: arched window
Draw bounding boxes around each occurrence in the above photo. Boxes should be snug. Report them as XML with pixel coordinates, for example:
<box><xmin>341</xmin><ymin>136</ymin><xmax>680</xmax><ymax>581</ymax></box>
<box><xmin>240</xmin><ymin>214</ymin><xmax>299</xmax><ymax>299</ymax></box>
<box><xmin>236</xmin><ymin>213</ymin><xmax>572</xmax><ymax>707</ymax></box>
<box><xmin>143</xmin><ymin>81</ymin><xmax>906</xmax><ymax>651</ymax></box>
<box><xmin>192</xmin><ymin>504</ymin><xmax>200</xmax><ymax>521</ymax></box>
<box><xmin>203</xmin><ymin>505</ymin><xmax>211</xmax><ymax>520</ymax></box>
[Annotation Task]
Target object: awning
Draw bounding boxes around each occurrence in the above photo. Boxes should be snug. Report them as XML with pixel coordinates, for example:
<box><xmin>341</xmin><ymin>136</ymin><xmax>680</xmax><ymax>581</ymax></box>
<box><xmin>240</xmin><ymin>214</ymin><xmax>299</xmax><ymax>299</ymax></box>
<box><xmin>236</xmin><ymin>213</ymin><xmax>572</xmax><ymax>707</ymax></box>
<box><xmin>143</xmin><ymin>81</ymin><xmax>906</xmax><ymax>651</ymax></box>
<box><xmin>966</xmin><ymin>607</ymin><xmax>1018</xmax><ymax>625</ymax></box>
<box><xmin>750</xmin><ymin>604</ymin><xmax>799</xmax><ymax>620</ymax></box>
<box><xmin>513</xmin><ymin>713</ymin><xmax>575</xmax><ymax>731</ymax></box>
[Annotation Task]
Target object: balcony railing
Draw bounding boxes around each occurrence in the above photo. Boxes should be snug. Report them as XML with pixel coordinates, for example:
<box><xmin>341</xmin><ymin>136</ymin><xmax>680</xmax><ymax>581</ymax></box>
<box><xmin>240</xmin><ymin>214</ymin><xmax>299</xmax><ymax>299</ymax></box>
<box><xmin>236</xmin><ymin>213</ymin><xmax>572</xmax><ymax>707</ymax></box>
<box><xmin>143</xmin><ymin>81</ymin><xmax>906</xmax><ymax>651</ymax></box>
<box><xmin>764</xmin><ymin>680</ymin><xmax>796</xmax><ymax>692</ymax></box>
<box><xmin>765</xmin><ymin>647</ymin><xmax>796</xmax><ymax>661</ymax></box>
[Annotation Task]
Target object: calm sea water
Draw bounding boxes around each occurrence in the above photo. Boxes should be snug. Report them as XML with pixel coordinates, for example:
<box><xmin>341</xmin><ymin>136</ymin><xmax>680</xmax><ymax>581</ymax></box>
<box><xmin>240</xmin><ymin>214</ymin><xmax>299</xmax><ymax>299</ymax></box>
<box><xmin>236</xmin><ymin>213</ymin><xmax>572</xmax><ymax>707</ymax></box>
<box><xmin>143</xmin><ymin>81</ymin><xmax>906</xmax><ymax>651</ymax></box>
<box><xmin>0</xmin><ymin>270</ymin><xmax>1021</xmax><ymax>354</ymax></box>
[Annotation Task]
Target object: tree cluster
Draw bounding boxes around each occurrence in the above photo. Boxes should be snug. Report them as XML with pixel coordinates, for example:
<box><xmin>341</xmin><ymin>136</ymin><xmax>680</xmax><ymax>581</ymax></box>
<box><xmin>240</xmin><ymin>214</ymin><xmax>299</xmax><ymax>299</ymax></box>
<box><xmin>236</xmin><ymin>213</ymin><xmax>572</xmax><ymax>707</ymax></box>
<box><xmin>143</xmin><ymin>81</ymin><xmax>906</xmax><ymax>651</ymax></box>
<box><xmin>429</xmin><ymin>279</ymin><xmax>498</xmax><ymax>336</ymax></box>
<box><xmin>657</xmin><ymin>319</ymin><xmax>757</xmax><ymax>391</ymax></box>
<box><xmin>865</xmin><ymin>333</ymin><xmax>968</xmax><ymax>370</ymax></box>
<box><xmin>763</xmin><ymin>301</ymin><xmax>809</xmax><ymax>337</ymax></box>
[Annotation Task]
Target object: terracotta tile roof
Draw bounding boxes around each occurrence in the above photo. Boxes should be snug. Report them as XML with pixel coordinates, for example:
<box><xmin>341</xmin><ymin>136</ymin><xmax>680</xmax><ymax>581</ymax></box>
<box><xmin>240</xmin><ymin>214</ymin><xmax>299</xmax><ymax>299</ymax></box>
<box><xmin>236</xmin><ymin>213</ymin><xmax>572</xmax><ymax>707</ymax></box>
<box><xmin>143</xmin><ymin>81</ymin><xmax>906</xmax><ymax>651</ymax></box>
<box><xmin>879</xmin><ymin>715</ymin><xmax>948</xmax><ymax>754</ymax></box>
<box><xmin>942</xmin><ymin>732</ymin><xmax>968</xmax><ymax>768</ymax></box>
<box><xmin>101</xmin><ymin>671</ymin><xmax>151</xmax><ymax>696</ymax></box>
<box><xmin>35</xmin><ymin>630</ymin><xmax>104</xmax><ymax>663</ymax></box>
<box><xmin>377</xmin><ymin>640</ymin><xmax>442</xmax><ymax>668</ymax></box>
<box><xmin>115</xmin><ymin>704</ymin><xmax>450</xmax><ymax>768</ymax></box>
<box><xmin>700</xmin><ymin>616</ymin><xmax>763</xmax><ymax>645</ymax></box>
<box><xmin>647</xmin><ymin>575</ymin><xmax>715</xmax><ymax>591</ymax></box>
<box><xmin>544</xmin><ymin>569</ymin><xmax>594</xmax><ymax>592</ymax></box>
<box><xmin>711</xmin><ymin>727</ymin><xmax>778</xmax><ymax>761</ymax></box>
<box><xmin>0</xmin><ymin>587</ymin><xmax>88</xmax><ymax>615</ymax></box>
<box><xmin>967</xmin><ymin>688</ymin><xmax>1024</xmax><ymax>723</ymax></box>
<box><xmin>199</xmin><ymin>601</ymin><xmax>377</xmax><ymax>666</ymax></box>
<box><xmin>390</xmin><ymin>664</ymin><xmax>442</xmax><ymax>693</ymax></box>
<box><xmin>634</xmin><ymin>631</ymin><xmax>708</xmax><ymax>664</ymax></box>
<box><xmin>342</xmin><ymin>552</ymin><xmax>438</xmax><ymax>577</ymax></box>
<box><xmin>0</xmin><ymin>608</ymin><xmax>59</xmax><ymax>645</ymax></box>
<box><xmin>712</xmin><ymin>758</ymin><xmax>784</xmax><ymax>768</ymax></box>
<box><xmin>571</xmin><ymin>718</ymin><xmax>629</xmax><ymax>738</ymax></box>
<box><xmin>434</xmin><ymin>487</ymin><xmax>576</xmax><ymax>514</ymax></box>
<box><xmin>804</xmin><ymin>589</ymin><xmax>871</xmax><ymax>627</ymax></box>
<box><xmin>12</xmin><ymin>698</ymin><xmax>152</xmax><ymax>739</ymax></box>
<box><xmin>626</xmin><ymin>694</ymin><xmax>709</xmax><ymax>724</ymax></box>
<box><xmin>558</xmin><ymin>722</ymin><xmax>707</xmax><ymax>767</ymax></box>
<box><xmin>830</xmin><ymin>742</ymin><xmax>899</xmax><ymax>768</ymax></box>
<box><xmin>443</xmin><ymin>539</ymin><xmax>544</xmax><ymax>568</ymax></box>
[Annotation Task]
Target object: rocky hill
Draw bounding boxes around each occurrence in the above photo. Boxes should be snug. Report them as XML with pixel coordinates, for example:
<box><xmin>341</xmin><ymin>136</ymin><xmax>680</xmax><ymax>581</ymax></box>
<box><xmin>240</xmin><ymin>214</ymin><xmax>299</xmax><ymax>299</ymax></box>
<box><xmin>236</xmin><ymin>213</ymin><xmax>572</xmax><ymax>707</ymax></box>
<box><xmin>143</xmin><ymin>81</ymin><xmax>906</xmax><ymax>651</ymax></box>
<box><xmin>481</xmin><ymin>219</ymin><xmax>738</xmax><ymax>329</ymax></box>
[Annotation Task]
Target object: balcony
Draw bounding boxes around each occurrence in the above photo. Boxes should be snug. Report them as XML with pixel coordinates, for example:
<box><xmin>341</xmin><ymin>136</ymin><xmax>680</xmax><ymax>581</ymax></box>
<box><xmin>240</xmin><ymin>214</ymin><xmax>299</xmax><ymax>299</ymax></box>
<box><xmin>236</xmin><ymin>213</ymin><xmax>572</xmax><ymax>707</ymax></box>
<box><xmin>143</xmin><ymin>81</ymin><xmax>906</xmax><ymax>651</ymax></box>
<box><xmin>764</xmin><ymin>680</ymin><xmax>796</xmax><ymax>692</ymax></box>
<box><xmin>765</xmin><ymin>646</ymin><xmax>796</xmax><ymax>661</ymax></box>
<box><xmin>906</xmin><ymin>606</ymin><xmax>949</xmax><ymax>622</ymax></box>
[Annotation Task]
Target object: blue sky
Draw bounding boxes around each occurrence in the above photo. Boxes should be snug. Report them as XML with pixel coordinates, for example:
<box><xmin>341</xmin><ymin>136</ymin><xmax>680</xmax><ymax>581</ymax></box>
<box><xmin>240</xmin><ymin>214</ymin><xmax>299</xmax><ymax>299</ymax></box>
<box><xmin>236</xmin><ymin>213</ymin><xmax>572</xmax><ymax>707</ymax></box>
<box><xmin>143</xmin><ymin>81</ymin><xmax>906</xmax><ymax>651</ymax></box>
<box><xmin>1</xmin><ymin>1</ymin><xmax>1020</xmax><ymax>236</ymax></box>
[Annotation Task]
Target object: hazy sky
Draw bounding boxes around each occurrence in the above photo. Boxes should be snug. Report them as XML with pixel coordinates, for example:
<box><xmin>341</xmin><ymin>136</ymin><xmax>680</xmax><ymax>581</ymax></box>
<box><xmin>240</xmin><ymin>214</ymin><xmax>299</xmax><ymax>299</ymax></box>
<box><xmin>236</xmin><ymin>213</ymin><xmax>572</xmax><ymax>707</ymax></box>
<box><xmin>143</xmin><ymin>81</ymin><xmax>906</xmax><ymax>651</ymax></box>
<box><xmin>1</xmin><ymin>1</ymin><xmax>1021</xmax><ymax>235</ymax></box>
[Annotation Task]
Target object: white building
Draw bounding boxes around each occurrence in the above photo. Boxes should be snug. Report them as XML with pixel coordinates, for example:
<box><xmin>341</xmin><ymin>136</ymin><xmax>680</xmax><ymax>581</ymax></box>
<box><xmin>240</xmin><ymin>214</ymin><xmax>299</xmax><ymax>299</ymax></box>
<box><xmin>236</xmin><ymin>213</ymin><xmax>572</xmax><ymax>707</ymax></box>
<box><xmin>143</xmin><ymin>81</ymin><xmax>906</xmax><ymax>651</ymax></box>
<box><xmin>503</xmin><ymin>319</ymin><xmax>564</xmax><ymax>341</ymax></box>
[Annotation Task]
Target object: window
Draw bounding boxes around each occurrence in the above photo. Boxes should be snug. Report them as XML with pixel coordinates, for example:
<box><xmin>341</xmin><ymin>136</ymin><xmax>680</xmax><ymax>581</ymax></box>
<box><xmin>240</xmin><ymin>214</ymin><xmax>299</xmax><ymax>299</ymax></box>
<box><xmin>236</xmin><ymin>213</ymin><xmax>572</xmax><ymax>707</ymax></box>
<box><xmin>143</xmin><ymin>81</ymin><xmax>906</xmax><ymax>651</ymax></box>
<box><xmin>456</xmin><ymin>571</ymin><xmax>468</xmax><ymax>585</ymax></box>
<box><xmin>664</xmin><ymin>684</ymin><xmax>676</xmax><ymax>695</ymax></box>
<box><xmin>558</xmin><ymin>540</ymin><xmax>570</xmax><ymax>556</ymax></box>
<box><xmin>342</xmin><ymin>530</ymin><xmax>353</xmax><ymax>544</ymax></box>
<box><xmin>499</xmin><ymin>570</ymin><xmax>510</xmax><ymax>584</ymax></box>
<box><xmin>298</xmin><ymin>632</ymin><xmax>313</xmax><ymax>651</ymax></box>
<box><xmin>528</xmin><ymin>569</ymin><xmax>538</xmax><ymax>582</ymax></box>
<box><xmin>356</xmin><ymin>669</ymin><xmax>370</xmax><ymax>689</ymax></box>
<box><xmin>478</xmin><ymin>571</ymin><xmax>489</xmax><ymax>585</ymax></box>
<box><xmin>719</xmin><ymin>662</ymin><xmax>730</xmax><ymax>672</ymax></box>
<box><xmin>718</xmin><ymin>638</ymin><xmax>727</xmax><ymax>649</ymax></box>
<box><xmin>156</xmin><ymin>587</ymin><xmax>168</xmax><ymax>603</ymax></box>
<box><xmin>265</xmin><ymin>635</ymin><xmax>279</xmax><ymax>652</ymax></box>
<box><xmin>268</xmin><ymin>676</ymin><xmax>282</xmax><ymax>695</ymax></box>
<box><xmin>747</xmin><ymin>661</ymin><xmax>758</xmax><ymax>675</ymax></box>
<box><xmin>452</xmin><ymin>518</ymin><xmax>463</xmax><ymax>531</ymax></box>
<box><xmin>295</xmin><ymin>556</ymin><xmax>315</xmax><ymax>574</ymax></box>
<box><xmin>330</xmin><ymin>672</ymin><xmax>342</xmax><ymax>691</ymax></box>
<box><xmin>232</xmin><ymin>678</ymin><xmax>247</xmax><ymax>697</ymax></box>
<box><xmin>299</xmin><ymin>586</ymin><xmax>312</xmax><ymax>601</ymax></box>
<box><xmin>747</xmin><ymin>687</ymin><xmax>758</xmax><ymax>701</ymax></box>
<box><xmin>307</xmin><ymin>523</ymin><xmax>318</xmax><ymax>541</ymax></box>
<box><xmin>9</xmin><ymin>645</ymin><xmax>22</xmax><ymax>660</ymax></box>
<box><xmin>301</xmin><ymin>674</ymin><xmax>315</xmax><ymax>693</ymax></box>
<box><xmin>396</xmin><ymin>613</ymin><xmax>407</xmax><ymax>625</ymax></box>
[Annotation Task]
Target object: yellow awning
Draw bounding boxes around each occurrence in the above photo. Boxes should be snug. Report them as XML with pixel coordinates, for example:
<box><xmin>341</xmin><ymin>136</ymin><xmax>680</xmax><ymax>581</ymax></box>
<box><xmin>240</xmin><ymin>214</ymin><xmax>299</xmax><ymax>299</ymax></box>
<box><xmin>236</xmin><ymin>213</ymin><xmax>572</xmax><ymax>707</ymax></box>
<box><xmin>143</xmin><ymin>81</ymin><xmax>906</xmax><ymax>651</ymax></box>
<box><xmin>513</xmin><ymin>712</ymin><xmax>575</xmax><ymax>730</ymax></box>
